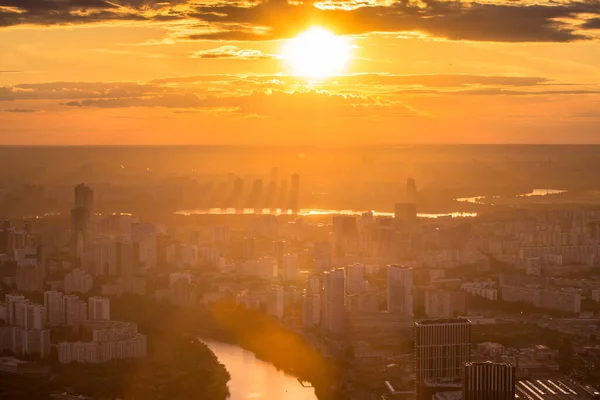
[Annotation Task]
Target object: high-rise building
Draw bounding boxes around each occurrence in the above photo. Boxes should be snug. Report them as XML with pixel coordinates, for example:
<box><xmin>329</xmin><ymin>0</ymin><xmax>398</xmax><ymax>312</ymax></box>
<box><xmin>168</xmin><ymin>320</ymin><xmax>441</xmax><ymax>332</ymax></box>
<box><xmin>242</xmin><ymin>237</ymin><xmax>256</xmax><ymax>260</ymax></box>
<box><xmin>394</xmin><ymin>202</ymin><xmax>417</xmax><ymax>224</ymax></box>
<box><xmin>88</xmin><ymin>296</ymin><xmax>110</xmax><ymax>321</ymax></box>
<box><xmin>463</xmin><ymin>362</ymin><xmax>515</xmax><ymax>400</ymax></box>
<box><xmin>302</xmin><ymin>275</ymin><xmax>321</xmax><ymax>326</ymax></box>
<box><xmin>425</xmin><ymin>290</ymin><xmax>468</xmax><ymax>318</ymax></box>
<box><xmin>282</xmin><ymin>253</ymin><xmax>299</xmax><ymax>282</ymax></box>
<box><xmin>131</xmin><ymin>222</ymin><xmax>157</xmax><ymax>268</ymax></box>
<box><xmin>16</xmin><ymin>263</ymin><xmax>44</xmax><ymax>292</ymax></box>
<box><xmin>14</xmin><ymin>301</ymin><xmax>44</xmax><ymax>330</ymax></box>
<box><xmin>5</xmin><ymin>294</ymin><xmax>26</xmax><ymax>325</ymax></box>
<box><xmin>347</xmin><ymin>263</ymin><xmax>368</xmax><ymax>293</ymax></box>
<box><xmin>63</xmin><ymin>295</ymin><xmax>87</xmax><ymax>326</ymax></box>
<box><xmin>266</xmin><ymin>286</ymin><xmax>284</xmax><ymax>320</ymax></box>
<box><xmin>387</xmin><ymin>265</ymin><xmax>413</xmax><ymax>315</ymax></box>
<box><xmin>64</xmin><ymin>268</ymin><xmax>94</xmax><ymax>294</ymax></box>
<box><xmin>313</xmin><ymin>241</ymin><xmax>332</xmax><ymax>273</ymax></box>
<box><xmin>71</xmin><ymin>183</ymin><xmax>94</xmax><ymax>259</ymax></box>
<box><xmin>273</xmin><ymin>239</ymin><xmax>287</xmax><ymax>266</ymax></box>
<box><xmin>414</xmin><ymin>318</ymin><xmax>471</xmax><ymax>400</ymax></box>
<box><xmin>322</xmin><ymin>268</ymin><xmax>346</xmax><ymax>335</ymax></box>
<box><xmin>44</xmin><ymin>290</ymin><xmax>64</xmax><ymax>325</ymax></box>
<box><xmin>407</xmin><ymin>178</ymin><xmax>417</xmax><ymax>204</ymax></box>
<box><xmin>333</xmin><ymin>216</ymin><xmax>358</xmax><ymax>257</ymax></box>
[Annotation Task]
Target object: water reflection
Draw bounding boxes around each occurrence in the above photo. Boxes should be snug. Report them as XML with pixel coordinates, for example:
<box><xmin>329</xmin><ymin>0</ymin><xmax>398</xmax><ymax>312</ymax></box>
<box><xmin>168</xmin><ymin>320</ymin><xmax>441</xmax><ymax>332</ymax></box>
<box><xmin>201</xmin><ymin>339</ymin><xmax>317</xmax><ymax>400</ymax></box>
<box><xmin>176</xmin><ymin>208</ymin><xmax>477</xmax><ymax>218</ymax></box>
<box><xmin>455</xmin><ymin>189</ymin><xmax>566</xmax><ymax>204</ymax></box>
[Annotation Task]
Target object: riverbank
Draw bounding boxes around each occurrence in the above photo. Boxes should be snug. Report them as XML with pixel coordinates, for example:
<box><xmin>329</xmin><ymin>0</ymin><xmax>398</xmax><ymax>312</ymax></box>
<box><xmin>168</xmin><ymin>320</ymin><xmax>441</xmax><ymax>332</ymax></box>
<box><xmin>110</xmin><ymin>295</ymin><xmax>342</xmax><ymax>400</ymax></box>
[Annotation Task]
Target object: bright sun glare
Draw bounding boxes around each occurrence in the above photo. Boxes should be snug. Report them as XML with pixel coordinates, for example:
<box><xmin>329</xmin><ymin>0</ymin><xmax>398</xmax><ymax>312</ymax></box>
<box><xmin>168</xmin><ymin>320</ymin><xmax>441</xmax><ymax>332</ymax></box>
<box><xmin>283</xmin><ymin>27</ymin><xmax>352</xmax><ymax>79</ymax></box>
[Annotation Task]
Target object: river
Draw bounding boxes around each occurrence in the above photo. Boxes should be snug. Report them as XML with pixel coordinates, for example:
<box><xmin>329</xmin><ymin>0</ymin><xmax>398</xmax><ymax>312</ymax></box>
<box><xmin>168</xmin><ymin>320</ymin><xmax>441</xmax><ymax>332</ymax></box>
<box><xmin>202</xmin><ymin>339</ymin><xmax>318</xmax><ymax>400</ymax></box>
<box><xmin>176</xmin><ymin>208</ymin><xmax>477</xmax><ymax>218</ymax></box>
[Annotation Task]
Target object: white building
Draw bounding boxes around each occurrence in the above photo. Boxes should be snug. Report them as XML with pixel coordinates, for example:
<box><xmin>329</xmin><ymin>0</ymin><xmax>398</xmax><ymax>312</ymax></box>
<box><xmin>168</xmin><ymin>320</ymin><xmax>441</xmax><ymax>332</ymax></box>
<box><xmin>347</xmin><ymin>263</ymin><xmax>369</xmax><ymax>293</ymax></box>
<box><xmin>5</xmin><ymin>294</ymin><xmax>25</xmax><ymax>325</ymax></box>
<box><xmin>258</xmin><ymin>257</ymin><xmax>278</xmax><ymax>280</ymax></box>
<box><xmin>169</xmin><ymin>273</ymin><xmax>196</xmax><ymax>307</ymax></box>
<box><xmin>387</xmin><ymin>265</ymin><xmax>413</xmax><ymax>315</ymax></box>
<box><xmin>88</xmin><ymin>297</ymin><xmax>110</xmax><ymax>321</ymax></box>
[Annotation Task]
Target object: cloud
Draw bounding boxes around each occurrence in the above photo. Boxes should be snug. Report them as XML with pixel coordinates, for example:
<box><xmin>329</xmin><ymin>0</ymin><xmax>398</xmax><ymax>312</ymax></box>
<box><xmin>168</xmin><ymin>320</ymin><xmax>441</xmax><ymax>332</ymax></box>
<box><xmin>4</xmin><ymin>108</ymin><xmax>37</xmax><ymax>112</ymax></box>
<box><xmin>190</xmin><ymin>46</ymin><xmax>280</xmax><ymax>60</ymax></box>
<box><xmin>582</xmin><ymin>18</ymin><xmax>600</xmax><ymax>29</ymax></box>
<box><xmin>0</xmin><ymin>82</ymin><xmax>175</xmax><ymax>101</ymax></box>
<box><xmin>61</xmin><ymin>89</ymin><xmax>418</xmax><ymax>118</ymax></box>
<box><xmin>0</xmin><ymin>0</ymin><xmax>599</xmax><ymax>43</ymax></box>
<box><xmin>0</xmin><ymin>70</ymin><xmax>21</xmax><ymax>73</ymax></box>
<box><xmin>395</xmin><ymin>88</ymin><xmax>600</xmax><ymax>96</ymax></box>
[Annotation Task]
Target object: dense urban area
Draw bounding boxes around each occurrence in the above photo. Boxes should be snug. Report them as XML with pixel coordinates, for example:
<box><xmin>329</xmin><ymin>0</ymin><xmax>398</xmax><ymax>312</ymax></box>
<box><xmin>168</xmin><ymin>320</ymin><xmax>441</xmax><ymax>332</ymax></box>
<box><xmin>3</xmin><ymin>146</ymin><xmax>600</xmax><ymax>400</ymax></box>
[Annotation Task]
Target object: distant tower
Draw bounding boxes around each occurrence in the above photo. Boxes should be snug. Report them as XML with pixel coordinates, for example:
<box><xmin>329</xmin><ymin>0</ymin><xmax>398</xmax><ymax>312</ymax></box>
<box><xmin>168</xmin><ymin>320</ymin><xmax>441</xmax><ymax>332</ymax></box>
<box><xmin>71</xmin><ymin>183</ymin><xmax>94</xmax><ymax>260</ymax></box>
<box><xmin>289</xmin><ymin>173</ymin><xmax>300</xmax><ymax>213</ymax></box>
<box><xmin>463</xmin><ymin>362</ymin><xmax>515</xmax><ymax>400</ymax></box>
<box><xmin>407</xmin><ymin>178</ymin><xmax>417</xmax><ymax>204</ymax></box>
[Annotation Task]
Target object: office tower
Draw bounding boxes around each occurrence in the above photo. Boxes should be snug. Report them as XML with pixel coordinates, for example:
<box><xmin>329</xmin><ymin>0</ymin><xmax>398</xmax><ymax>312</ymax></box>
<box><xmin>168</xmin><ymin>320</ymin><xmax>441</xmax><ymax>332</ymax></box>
<box><xmin>463</xmin><ymin>362</ymin><xmax>515</xmax><ymax>400</ymax></box>
<box><xmin>282</xmin><ymin>253</ymin><xmax>299</xmax><ymax>282</ymax></box>
<box><xmin>407</xmin><ymin>178</ymin><xmax>417</xmax><ymax>204</ymax></box>
<box><xmin>347</xmin><ymin>263</ymin><xmax>368</xmax><ymax>293</ymax></box>
<box><xmin>71</xmin><ymin>183</ymin><xmax>94</xmax><ymax>259</ymax></box>
<box><xmin>387</xmin><ymin>265</ymin><xmax>413</xmax><ymax>315</ymax></box>
<box><xmin>64</xmin><ymin>268</ymin><xmax>94</xmax><ymax>294</ymax></box>
<box><xmin>414</xmin><ymin>319</ymin><xmax>471</xmax><ymax>400</ymax></box>
<box><xmin>266</xmin><ymin>286</ymin><xmax>284</xmax><ymax>320</ymax></box>
<box><xmin>322</xmin><ymin>268</ymin><xmax>346</xmax><ymax>335</ymax></box>
<box><xmin>394</xmin><ymin>202</ymin><xmax>417</xmax><ymax>224</ymax></box>
<box><xmin>302</xmin><ymin>275</ymin><xmax>321</xmax><ymax>326</ymax></box>
<box><xmin>425</xmin><ymin>290</ymin><xmax>468</xmax><ymax>318</ymax></box>
<box><xmin>313</xmin><ymin>241</ymin><xmax>332</xmax><ymax>273</ymax></box>
<box><xmin>243</xmin><ymin>237</ymin><xmax>256</xmax><ymax>260</ymax></box>
<box><xmin>63</xmin><ymin>295</ymin><xmax>88</xmax><ymax>326</ymax></box>
<box><xmin>289</xmin><ymin>173</ymin><xmax>300</xmax><ymax>212</ymax></box>
<box><xmin>44</xmin><ymin>290</ymin><xmax>64</xmax><ymax>325</ymax></box>
<box><xmin>88</xmin><ymin>296</ymin><xmax>110</xmax><ymax>321</ymax></box>
<box><xmin>6</xmin><ymin>294</ymin><xmax>26</xmax><ymax>325</ymax></box>
<box><xmin>131</xmin><ymin>222</ymin><xmax>157</xmax><ymax>268</ymax></box>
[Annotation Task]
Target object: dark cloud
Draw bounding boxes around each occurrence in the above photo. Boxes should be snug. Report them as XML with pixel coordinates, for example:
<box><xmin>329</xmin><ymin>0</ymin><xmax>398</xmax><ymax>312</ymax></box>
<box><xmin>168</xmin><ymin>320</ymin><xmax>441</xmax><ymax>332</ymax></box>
<box><xmin>0</xmin><ymin>0</ymin><xmax>599</xmax><ymax>42</ymax></box>
<box><xmin>190</xmin><ymin>46</ymin><xmax>279</xmax><ymax>60</ymax></box>
<box><xmin>4</xmin><ymin>108</ymin><xmax>38</xmax><ymax>112</ymax></box>
<box><xmin>582</xmin><ymin>18</ymin><xmax>600</xmax><ymax>29</ymax></box>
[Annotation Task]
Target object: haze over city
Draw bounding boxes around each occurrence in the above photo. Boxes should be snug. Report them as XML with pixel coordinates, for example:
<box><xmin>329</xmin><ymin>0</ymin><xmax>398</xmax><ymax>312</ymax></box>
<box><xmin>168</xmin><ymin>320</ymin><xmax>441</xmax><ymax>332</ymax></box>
<box><xmin>3</xmin><ymin>1</ymin><xmax>600</xmax><ymax>400</ymax></box>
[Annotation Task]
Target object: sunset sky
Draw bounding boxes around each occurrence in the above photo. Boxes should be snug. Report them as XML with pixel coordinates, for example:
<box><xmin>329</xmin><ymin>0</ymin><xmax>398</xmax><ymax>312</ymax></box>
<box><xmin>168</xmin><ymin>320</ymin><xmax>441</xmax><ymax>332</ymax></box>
<box><xmin>1</xmin><ymin>0</ymin><xmax>600</xmax><ymax>145</ymax></box>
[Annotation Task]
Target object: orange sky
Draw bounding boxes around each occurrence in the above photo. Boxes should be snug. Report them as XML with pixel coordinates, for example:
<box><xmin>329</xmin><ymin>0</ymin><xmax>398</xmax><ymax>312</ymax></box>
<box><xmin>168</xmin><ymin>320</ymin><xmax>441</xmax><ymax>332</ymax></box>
<box><xmin>1</xmin><ymin>0</ymin><xmax>600</xmax><ymax>144</ymax></box>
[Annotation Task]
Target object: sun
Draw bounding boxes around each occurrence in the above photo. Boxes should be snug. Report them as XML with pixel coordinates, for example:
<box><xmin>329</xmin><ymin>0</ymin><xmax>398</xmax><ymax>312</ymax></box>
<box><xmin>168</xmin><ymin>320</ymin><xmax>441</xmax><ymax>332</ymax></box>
<box><xmin>282</xmin><ymin>27</ymin><xmax>352</xmax><ymax>79</ymax></box>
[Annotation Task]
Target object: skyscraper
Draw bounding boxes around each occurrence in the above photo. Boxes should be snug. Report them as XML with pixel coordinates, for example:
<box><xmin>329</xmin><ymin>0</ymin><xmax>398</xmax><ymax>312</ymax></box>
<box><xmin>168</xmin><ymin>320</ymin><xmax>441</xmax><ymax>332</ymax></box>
<box><xmin>71</xmin><ymin>183</ymin><xmax>94</xmax><ymax>259</ymax></box>
<box><xmin>463</xmin><ymin>362</ymin><xmax>515</xmax><ymax>400</ymax></box>
<box><xmin>131</xmin><ymin>222</ymin><xmax>157</xmax><ymax>268</ymax></box>
<box><xmin>322</xmin><ymin>268</ymin><xmax>346</xmax><ymax>335</ymax></box>
<box><xmin>313</xmin><ymin>241</ymin><xmax>332</xmax><ymax>273</ymax></box>
<box><xmin>302</xmin><ymin>275</ymin><xmax>321</xmax><ymax>326</ymax></box>
<box><xmin>414</xmin><ymin>318</ymin><xmax>471</xmax><ymax>400</ymax></box>
<box><xmin>407</xmin><ymin>178</ymin><xmax>417</xmax><ymax>204</ymax></box>
<box><xmin>394</xmin><ymin>202</ymin><xmax>417</xmax><ymax>224</ymax></box>
<box><xmin>387</xmin><ymin>265</ymin><xmax>413</xmax><ymax>315</ymax></box>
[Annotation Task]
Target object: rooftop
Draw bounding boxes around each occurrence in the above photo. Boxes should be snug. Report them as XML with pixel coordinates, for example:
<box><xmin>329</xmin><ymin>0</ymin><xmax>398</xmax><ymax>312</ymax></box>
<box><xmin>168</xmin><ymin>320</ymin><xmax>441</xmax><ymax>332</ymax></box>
<box><xmin>516</xmin><ymin>380</ymin><xmax>600</xmax><ymax>400</ymax></box>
